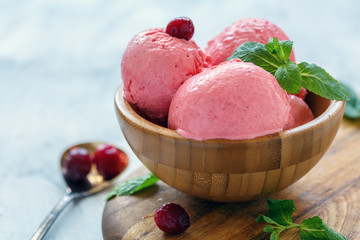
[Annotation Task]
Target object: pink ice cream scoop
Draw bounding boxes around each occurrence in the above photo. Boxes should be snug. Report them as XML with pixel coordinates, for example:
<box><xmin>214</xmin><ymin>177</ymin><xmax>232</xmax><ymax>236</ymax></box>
<box><xmin>289</xmin><ymin>87</ymin><xmax>308</xmax><ymax>100</ymax></box>
<box><xmin>168</xmin><ymin>60</ymin><xmax>291</xmax><ymax>140</ymax></box>
<box><xmin>205</xmin><ymin>18</ymin><xmax>296</xmax><ymax>66</ymax></box>
<box><xmin>285</xmin><ymin>95</ymin><xmax>314</xmax><ymax>130</ymax></box>
<box><xmin>121</xmin><ymin>28</ymin><xmax>209</xmax><ymax>122</ymax></box>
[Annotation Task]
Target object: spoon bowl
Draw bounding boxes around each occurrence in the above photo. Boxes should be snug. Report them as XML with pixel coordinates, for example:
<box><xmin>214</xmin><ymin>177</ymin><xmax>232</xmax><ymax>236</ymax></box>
<box><xmin>31</xmin><ymin>142</ymin><xmax>128</xmax><ymax>240</ymax></box>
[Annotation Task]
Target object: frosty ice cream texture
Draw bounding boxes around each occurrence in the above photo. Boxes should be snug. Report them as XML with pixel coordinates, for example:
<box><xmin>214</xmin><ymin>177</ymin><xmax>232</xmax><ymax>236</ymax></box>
<box><xmin>285</xmin><ymin>95</ymin><xmax>314</xmax><ymax>130</ymax></box>
<box><xmin>121</xmin><ymin>28</ymin><xmax>209</xmax><ymax>122</ymax></box>
<box><xmin>205</xmin><ymin>18</ymin><xmax>296</xmax><ymax>66</ymax></box>
<box><xmin>168</xmin><ymin>60</ymin><xmax>292</xmax><ymax>140</ymax></box>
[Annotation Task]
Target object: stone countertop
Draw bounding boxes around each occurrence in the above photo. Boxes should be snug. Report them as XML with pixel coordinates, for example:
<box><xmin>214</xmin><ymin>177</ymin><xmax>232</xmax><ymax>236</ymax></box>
<box><xmin>1</xmin><ymin>0</ymin><xmax>359</xmax><ymax>239</ymax></box>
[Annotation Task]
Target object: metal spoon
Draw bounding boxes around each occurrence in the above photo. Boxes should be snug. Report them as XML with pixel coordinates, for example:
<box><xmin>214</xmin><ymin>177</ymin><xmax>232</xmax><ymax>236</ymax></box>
<box><xmin>30</xmin><ymin>142</ymin><xmax>128</xmax><ymax>240</ymax></box>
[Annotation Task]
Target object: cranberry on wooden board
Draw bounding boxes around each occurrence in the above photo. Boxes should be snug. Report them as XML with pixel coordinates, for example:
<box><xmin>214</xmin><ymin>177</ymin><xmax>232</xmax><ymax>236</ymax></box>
<box><xmin>165</xmin><ymin>17</ymin><xmax>194</xmax><ymax>40</ymax></box>
<box><xmin>154</xmin><ymin>203</ymin><xmax>190</xmax><ymax>235</ymax></box>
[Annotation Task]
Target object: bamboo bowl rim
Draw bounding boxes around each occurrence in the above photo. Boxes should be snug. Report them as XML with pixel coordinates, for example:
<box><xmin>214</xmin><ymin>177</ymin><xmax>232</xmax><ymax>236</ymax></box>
<box><xmin>115</xmin><ymin>85</ymin><xmax>345</xmax><ymax>143</ymax></box>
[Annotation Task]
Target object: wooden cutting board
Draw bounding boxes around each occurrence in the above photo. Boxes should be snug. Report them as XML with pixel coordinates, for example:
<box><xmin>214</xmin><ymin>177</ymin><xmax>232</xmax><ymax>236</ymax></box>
<box><xmin>102</xmin><ymin>119</ymin><xmax>360</xmax><ymax>240</ymax></box>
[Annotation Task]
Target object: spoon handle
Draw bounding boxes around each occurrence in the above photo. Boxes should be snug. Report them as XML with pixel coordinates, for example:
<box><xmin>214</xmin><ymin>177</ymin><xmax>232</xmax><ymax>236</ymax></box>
<box><xmin>30</xmin><ymin>193</ymin><xmax>76</xmax><ymax>240</ymax></box>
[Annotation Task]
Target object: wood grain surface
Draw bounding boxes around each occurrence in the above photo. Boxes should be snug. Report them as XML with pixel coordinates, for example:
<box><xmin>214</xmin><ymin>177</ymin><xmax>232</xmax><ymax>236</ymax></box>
<box><xmin>102</xmin><ymin>119</ymin><xmax>360</xmax><ymax>240</ymax></box>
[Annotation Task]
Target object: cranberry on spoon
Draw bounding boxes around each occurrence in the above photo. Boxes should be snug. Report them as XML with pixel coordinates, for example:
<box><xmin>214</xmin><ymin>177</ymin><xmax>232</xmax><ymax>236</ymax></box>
<box><xmin>63</xmin><ymin>146</ymin><xmax>92</xmax><ymax>181</ymax></box>
<box><xmin>31</xmin><ymin>142</ymin><xmax>128</xmax><ymax>240</ymax></box>
<box><xmin>62</xmin><ymin>146</ymin><xmax>93</xmax><ymax>192</ymax></box>
<box><xmin>94</xmin><ymin>144</ymin><xmax>128</xmax><ymax>180</ymax></box>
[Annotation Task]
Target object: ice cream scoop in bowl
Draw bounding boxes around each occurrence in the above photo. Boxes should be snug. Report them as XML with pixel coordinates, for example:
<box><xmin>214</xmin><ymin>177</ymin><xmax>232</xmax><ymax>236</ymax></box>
<box><xmin>115</xmin><ymin>85</ymin><xmax>344</xmax><ymax>202</ymax></box>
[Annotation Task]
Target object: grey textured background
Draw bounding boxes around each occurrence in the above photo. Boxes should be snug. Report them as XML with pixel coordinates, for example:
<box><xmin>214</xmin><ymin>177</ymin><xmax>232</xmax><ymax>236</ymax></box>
<box><xmin>1</xmin><ymin>0</ymin><xmax>359</xmax><ymax>239</ymax></box>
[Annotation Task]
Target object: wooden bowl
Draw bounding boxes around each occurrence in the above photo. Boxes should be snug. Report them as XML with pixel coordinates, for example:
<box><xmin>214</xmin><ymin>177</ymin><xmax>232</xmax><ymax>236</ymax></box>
<box><xmin>114</xmin><ymin>86</ymin><xmax>345</xmax><ymax>202</ymax></box>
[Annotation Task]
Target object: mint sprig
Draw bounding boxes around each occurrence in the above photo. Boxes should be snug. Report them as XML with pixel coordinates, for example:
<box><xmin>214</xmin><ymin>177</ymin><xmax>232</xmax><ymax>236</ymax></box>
<box><xmin>265</xmin><ymin>38</ymin><xmax>293</xmax><ymax>63</ymax></box>
<box><xmin>257</xmin><ymin>199</ymin><xmax>349</xmax><ymax>240</ymax></box>
<box><xmin>299</xmin><ymin>62</ymin><xmax>349</xmax><ymax>101</ymax></box>
<box><xmin>228</xmin><ymin>38</ymin><xmax>349</xmax><ymax>101</ymax></box>
<box><xmin>106</xmin><ymin>173</ymin><xmax>159</xmax><ymax>201</ymax></box>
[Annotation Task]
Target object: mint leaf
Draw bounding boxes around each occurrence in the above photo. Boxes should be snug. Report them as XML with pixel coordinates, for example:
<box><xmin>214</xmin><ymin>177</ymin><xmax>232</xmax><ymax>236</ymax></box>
<box><xmin>277</xmin><ymin>39</ymin><xmax>293</xmax><ymax>61</ymax></box>
<box><xmin>257</xmin><ymin>214</ymin><xmax>282</xmax><ymax>226</ymax></box>
<box><xmin>323</xmin><ymin>222</ymin><xmax>349</xmax><ymax>240</ymax></box>
<box><xmin>340</xmin><ymin>82</ymin><xmax>360</xmax><ymax>119</ymax></box>
<box><xmin>257</xmin><ymin>199</ymin><xmax>298</xmax><ymax>239</ymax></box>
<box><xmin>106</xmin><ymin>173</ymin><xmax>159</xmax><ymax>200</ymax></box>
<box><xmin>270</xmin><ymin>229</ymin><xmax>282</xmax><ymax>240</ymax></box>
<box><xmin>265</xmin><ymin>39</ymin><xmax>276</xmax><ymax>55</ymax></box>
<box><xmin>298</xmin><ymin>62</ymin><xmax>349</xmax><ymax>101</ymax></box>
<box><xmin>264</xmin><ymin>225</ymin><xmax>275</xmax><ymax>233</ymax></box>
<box><xmin>300</xmin><ymin>217</ymin><xmax>328</xmax><ymax>239</ymax></box>
<box><xmin>228</xmin><ymin>41</ymin><xmax>282</xmax><ymax>74</ymax></box>
<box><xmin>257</xmin><ymin>199</ymin><xmax>349</xmax><ymax>240</ymax></box>
<box><xmin>274</xmin><ymin>61</ymin><xmax>302</xmax><ymax>94</ymax></box>
<box><xmin>266</xmin><ymin>38</ymin><xmax>293</xmax><ymax>62</ymax></box>
<box><xmin>265</xmin><ymin>199</ymin><xmax>296</xmax><ymax>226</ymax></box>
<box><xmin>300</xmin><ymin>217</ymin><xmax>349</xmax><ymax>240</ymax></box>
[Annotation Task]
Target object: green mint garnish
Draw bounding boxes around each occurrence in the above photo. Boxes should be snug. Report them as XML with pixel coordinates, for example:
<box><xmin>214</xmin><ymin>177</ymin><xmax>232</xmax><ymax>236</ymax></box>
<box><xmin>275</xmin><ymin>61</ymin><xmax>302</xmax><ymax>94</ymax></box>
<box><xmin>228</xmin><ymin>38</ymin><xmax>349</xmax><ymax>101</ymax></box>
<box><xmin>265</xmin><ymin>37</ymin><xmax>293</xmax><ymax>63</ymax></box>
<box><xmin>257</xmin><ymin>199</ymin><xmax>349</xmax><ymax>240</ymax></box>
<box><xmin>106</xmin><ymin>173</ymin><xmax>159</xmax><ymax>201</ymax></box>
<box><xmin>229</xmin><ymin>41</ymin><xmax>282</xmax><ymax>75</ymax></box>
<box><xmin>340</xmin><ymin>82</ymin><xmax>360</xmax><ymax>119</ymax></box>
<box><xmin>298</xmin><ymin>62</ymin><xmax>349</xmax><ymax>101</ymax></box>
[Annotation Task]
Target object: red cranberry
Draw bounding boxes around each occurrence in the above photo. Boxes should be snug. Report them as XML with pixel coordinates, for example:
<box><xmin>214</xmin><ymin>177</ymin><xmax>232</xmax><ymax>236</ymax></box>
<box><xmin>94</xmin><ymin>144</ymin><xmax>128</xmax><ymax>180</ymax></box>
<box><xmin>63</xmin><ymin>147</ymin><xmax>92</xmax><ymax>181</ymax></box>
<box><xmin>154</xmin><ymin>203</ymin><xmax>190</xmax><ymax>235</ymax></box>
<box><xmin>165</xmin><ymin>17</ymin><xmax>194</xmax><ymax>40</ymax></box>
